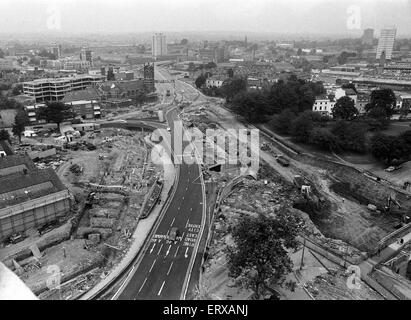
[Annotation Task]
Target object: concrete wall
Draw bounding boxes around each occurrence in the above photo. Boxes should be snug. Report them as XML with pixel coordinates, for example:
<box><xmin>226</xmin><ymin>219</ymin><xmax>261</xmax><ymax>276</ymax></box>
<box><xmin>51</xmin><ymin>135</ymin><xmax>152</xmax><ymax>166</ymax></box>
<box><xmin>298</xmin><ymin>154</ymin><xmax>411</xmax><ymax>212</ymax></box>
<box><xmin>0</xmin><ymin>191</ymin><xmax>71</xmax><ymax>241</ymax></box>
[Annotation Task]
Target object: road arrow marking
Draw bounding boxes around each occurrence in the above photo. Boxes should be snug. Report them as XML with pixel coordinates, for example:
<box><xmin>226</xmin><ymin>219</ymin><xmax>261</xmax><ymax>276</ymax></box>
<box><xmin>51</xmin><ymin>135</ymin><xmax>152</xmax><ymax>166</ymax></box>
<box><xmin>185</xmin><ymin>247</ymin><xmax>189</xmax><ymax>258</ymax></box>
<box><xmin>150</xmin><ymin>243</ymin><xmax>156</xmax><ymax>254</ymax></box>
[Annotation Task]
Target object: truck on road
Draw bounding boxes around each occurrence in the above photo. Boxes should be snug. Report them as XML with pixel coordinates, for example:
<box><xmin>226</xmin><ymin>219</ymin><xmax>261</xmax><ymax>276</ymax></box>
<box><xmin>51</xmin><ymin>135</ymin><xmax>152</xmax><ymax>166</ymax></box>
<box><xmin>276</xmin><ymin>155</ymin><xmax>290</xmax><ymax>167</ymax></box>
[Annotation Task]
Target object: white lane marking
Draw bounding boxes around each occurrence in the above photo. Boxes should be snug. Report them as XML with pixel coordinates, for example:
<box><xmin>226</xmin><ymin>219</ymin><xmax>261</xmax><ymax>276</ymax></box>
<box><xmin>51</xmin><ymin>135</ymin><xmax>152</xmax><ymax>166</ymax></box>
<box><xmin>182</xmin><ymin>196</ymin><xmax>184</xmax><ymax>200</ymax></box>
<box><xmin>170</xmin><ymin>217</ymin><xmax>175</xmax><ymax>226</ymax></box>
<box><xmin>166</xmin><ymin>244</ymin><xmax>171</xmax><ymax>256</ymax></box>
<box><xmin>149</xmin><ymin>242</ymin><xmax>156</xmax><ymax>254</ymax></box>
<box><xmin>185</xmin><ymin>219</ymin><xmax>189</xmax><ymax>228</ymax></box>
<box><xmin>157</xmin><ymin>243</ymin><xmax>164</xmax><ymax>255</ymax></box>
<box><xmin>138</xmin><ymin>277</ymin><xmax>148</xmax><ymax>293</ymax></box>
<box><xmin>181</xmin><ymin>232</ymin><xmax>185</xmax><ymax>240</ymax></box>
<box><xmin>167</xmin><ymin>261</ymin><xmax>174</xmax><ymax>275</ymax></box>
<box><xmin>184</xmin><ymin>247</ymin><xmax>189</xmax><ymax>258</ymax></box>
<box><xmin>186</xmin><ymin>187</ymin><xmax>188</xmax><ymax>190</ymax></box>
<box><xmin>174</xmin><ymin>246</ymin><xmax>180</xmax><ymax>257</ymax></box>
<box><xmin>190</xmin><ymin>207</ymin><xmax>193</xmax><ymax>211</ymax></box>
<box><xmin>149</xmin><ymin>259</ymin><xmax>157</xmax><ymax>273</ymax></box>
<box><xmin>157</xmin><ymin>281</ymin><xmax>166</xmax><ymax>296</ymax></box>
<box><xmin>178</xmin><ymin>206</ymin><xmax>180</xmax><ymax>210</ymax></box>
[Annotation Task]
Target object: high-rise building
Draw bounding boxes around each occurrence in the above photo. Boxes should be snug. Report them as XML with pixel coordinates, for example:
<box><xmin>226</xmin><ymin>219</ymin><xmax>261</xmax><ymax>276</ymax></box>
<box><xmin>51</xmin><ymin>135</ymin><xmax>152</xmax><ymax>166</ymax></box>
<box><xmin>80</xmin><ymin>47</ymin><xmax>93</xmax><ymax>66</ymax></box>
<box><xmin>51</xmin><ymin>43</ymin><xmax>61</xmax><ymax>59</ymax></box>
<box><xmin>361</xmin><ymin>28</ymin><xmax>374</xmax><ymax>46</ymax></box>
<box><xmin>376</xmin><ymin>28</ymin><xmax>397</xmax><ymax>60</ymax></box>
<box><xmin>152</xmin><ymin>33</ymin><xmax>167</xmax><ymax>57</ymax></box>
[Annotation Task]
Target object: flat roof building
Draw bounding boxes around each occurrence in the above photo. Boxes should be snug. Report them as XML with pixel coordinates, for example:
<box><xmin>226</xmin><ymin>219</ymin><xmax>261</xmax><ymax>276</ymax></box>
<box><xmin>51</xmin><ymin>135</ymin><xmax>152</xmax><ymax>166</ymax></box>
<box><xmin>0</xmin><ymin>155</ymin><xmax>71</xmax><ymax>241</ymax></box>
<box><xmin>376</xmin><ymin>28</ymin><xmax>397</xmax><ymax>60</ymax></box>
<box><xmin>22</xmin><ymin>75</ymin><xmax>105</xmax><ymax>103</ymax></box>
<box><xmin>152</xmin><ymin>33</ymin><xmax>167</xmax><ymax>58</ymax></box>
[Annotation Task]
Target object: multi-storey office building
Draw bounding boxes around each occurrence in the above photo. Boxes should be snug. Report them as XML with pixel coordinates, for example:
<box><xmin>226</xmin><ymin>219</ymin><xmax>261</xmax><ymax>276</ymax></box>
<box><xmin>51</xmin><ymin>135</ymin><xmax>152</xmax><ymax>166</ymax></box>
<box><xmin>22</xmin><ymin>75</ymin><xmax>105</xmax><ymax>103</ymax></box>
<box><xmin>376</xmin><ymin>28</ymin><xmax>397</xmax><ymax>60</ymax></box>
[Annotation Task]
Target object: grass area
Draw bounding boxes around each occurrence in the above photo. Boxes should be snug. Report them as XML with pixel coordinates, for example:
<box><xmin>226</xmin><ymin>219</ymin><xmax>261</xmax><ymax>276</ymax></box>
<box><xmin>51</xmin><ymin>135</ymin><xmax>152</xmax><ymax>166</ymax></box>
<box><xmin>382</xmin><ymin>121</ymin><xmax>411</xmax><ymax>136</ymax></box>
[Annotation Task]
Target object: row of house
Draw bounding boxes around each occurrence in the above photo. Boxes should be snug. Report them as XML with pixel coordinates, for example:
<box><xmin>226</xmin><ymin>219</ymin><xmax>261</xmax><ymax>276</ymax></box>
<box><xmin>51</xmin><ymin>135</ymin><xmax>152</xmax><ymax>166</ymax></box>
<box><xmin>312</xmin><ymin>86</ymin><xmax>411</xmax><ymax>117</ymax></box>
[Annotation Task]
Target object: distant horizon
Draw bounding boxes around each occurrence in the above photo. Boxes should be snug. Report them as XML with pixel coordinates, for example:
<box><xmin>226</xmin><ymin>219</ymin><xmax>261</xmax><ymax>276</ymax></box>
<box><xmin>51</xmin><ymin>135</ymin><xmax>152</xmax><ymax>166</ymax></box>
<box><xmin>1</xmin><ymin>29</ymin><xmax>411</xmax><ymax>45</ymax></box>
<box><xmin>1</xmin><ymin>0</ymin><xmax>411</xmax><ymax>39</ymax></box>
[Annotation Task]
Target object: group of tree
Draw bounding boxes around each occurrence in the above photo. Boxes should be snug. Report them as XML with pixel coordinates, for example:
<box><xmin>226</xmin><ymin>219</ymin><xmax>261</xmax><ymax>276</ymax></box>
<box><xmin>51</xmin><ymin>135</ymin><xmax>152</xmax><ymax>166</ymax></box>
<box><xmin>365</xmin><ymin>88</ymin><xmax>396</xmax><ymax>121</ymax></box>
<box><xmin>332</xmin><ymin>96</ymin><xmax>358</xmax><ymax>120</ymax></box>
<box><xmin>38</xmin><ymin>49</ymin><xmax>56</xmax><ymax>60</ymax></box>
<box><xmin>12</xmin><ymin>107</ymin><xmax>29</xmax><ymax>143</ymax></box>
<box><xmin>0</xmin><ymin>128</ymin><xmax>11</xmax><ymax>143</ymax></box>
<box><xmin>10</xmin><ymin>101</ymin><xmax>74</xmax><ymax>143</ymax></box>
<box><xmin>228</xmin><ymin>77</ymin><xmax>325</xmax><ymax>123</ymax></box>
<box><xmin>37</xmin><ymin>101</ymin><xmax>74</xmax><ymax>128</ymax></box>
<box><xmin>370</xmin><ymin>130</ymin><xmax>411</xmax><ymax>165</ymax></box>
<box><xmin>226</xmin><ymin>209</ymin><xmax>302</xmax><ymax>299</ymax></box>
<box><xmin>0</xmin><ymin>95</ymin><xmax>23</xmax><ymax>110</ymax></box>
<box><xmin>195</xmin><ymin>73</ymin><xmax>208</xmax><ymax>89</ymax></box>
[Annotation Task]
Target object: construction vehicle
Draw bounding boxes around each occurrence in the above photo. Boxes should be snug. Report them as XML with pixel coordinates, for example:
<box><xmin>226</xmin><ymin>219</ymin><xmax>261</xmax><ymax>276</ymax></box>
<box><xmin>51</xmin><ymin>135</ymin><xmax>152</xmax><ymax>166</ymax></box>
<box><xmin>384</xmin><ymin>195</ymin><xmax>401</xmax><ymax>213</ymax></box>
<box><xmin>261</xmin><ymin>142</ymin><xmax>270</xmax><ymax>151</ymax></box>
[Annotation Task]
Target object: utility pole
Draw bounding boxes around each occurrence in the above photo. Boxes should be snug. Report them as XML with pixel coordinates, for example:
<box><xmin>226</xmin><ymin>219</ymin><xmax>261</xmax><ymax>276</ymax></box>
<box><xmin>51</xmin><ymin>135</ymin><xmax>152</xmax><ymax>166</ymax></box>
<box><xmin>300</xmin><ymin>238</ymin><xmax>306</xmax><ymax>270</ymax></box>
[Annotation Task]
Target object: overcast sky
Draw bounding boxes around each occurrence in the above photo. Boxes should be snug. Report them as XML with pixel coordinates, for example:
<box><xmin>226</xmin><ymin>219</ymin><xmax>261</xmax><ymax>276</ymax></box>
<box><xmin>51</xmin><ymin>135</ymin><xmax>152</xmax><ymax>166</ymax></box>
<box><xmin>1</xmin><ymin>0</ymin><xmax>411</xmax><ymax>36</ymax></box>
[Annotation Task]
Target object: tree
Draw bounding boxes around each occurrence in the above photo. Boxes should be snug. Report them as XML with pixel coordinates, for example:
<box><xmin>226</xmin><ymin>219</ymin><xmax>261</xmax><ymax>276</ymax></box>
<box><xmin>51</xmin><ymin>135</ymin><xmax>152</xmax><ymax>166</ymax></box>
<box><xmin>220</xmin><ymin>78</ymin><xmax>247</xmax><ymax>102</ymax></box>
<box><xmin>331</xmin><ymin>120</ymin><xmax>366</xmax><ymax>153</ymax></box>
<box><xmin>11</xmin><ymin>84</ymin><xmax>23</xmax><ymax>96</ymax></box>
<box><xmin>195</xmin><ymin>74</ymin><xmax>207</xmax><ymax>89</ymax></box>
<box><xmin>227</xmin><ymin>68</ymin><xmax>234</xmax><ymax>78</ymax></box>
<box><xmin>180</xmin><ymin>38</ymin><xmax>188</xmax><ymax>45</ymax></box>
<box><xmin>332</xmin><ymin>96</ymin><xmax>358</xmax><ymax>120</ymax></box>
<box><xmin>290</xmin><ymin>111</ymin><xmax>316</xmax><ymax>143</ymax></box>
<box><xmin>365</xmin><ymin>89</ymin><xmax>396</xmax><ymax>119</ymax></box>
<box><xmin>205</xmin><ymin>61</ymin><xmax>216</xmax><ymax>69</ymax></box>
<box><xmin>370</xmin><ymin>133</ymin><xmax>396</xmax><ymax>164</ymax></box>
<box><xmin>107</xmin><ymin>68</ymin><xmax>115</xmax><ymax>81</ymax></box>
<box><xmin>231</xmin><ymin>91</ymin><xmax>270</xmax><ymax>123</ymax></box>
<box><xmin>297</xmin><ymin>48</ymin><xmax>303</xmax><ymax>56</ymax></box>
<box><xmin>37</xmin><ymin>101</ymin><xmax>74</xmax><ymax>127</ymax></box>
<box><xmin>0</xmin><ymin>49</ymin><xmax>4</xmax><ymax>59</ymax></box>
<box><xmin>0</xmin><ymin>129</ymin><xmax>10</xmax><ymax>143</ymax></box>
<box><xmin>12</xmin><ymin>108</ymin><xmax>29</xmax><ymax>143</ymax></box>
<box><xmin>226</xmin><ymin>211</ymin><xmax>301</xmax><ymax>299</ymax></box>
<box><xmin>268</xmin><ymin>109</ymin><xmax>296</xmax><ymax>135</ymax></box>
<box><xmin>341</xmin><ymin>83</ymin><xmax>357</xmax><ymax>94</ymax></box>
<box><xmin>308</xmin><ymin>127</ymin><xmax>338</xmax><ymax>150</ymax></box>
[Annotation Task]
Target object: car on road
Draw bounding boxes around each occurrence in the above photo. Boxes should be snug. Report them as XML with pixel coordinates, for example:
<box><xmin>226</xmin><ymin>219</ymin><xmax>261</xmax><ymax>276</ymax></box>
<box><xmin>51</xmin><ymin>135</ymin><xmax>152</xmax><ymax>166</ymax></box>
<box><xmin>167</xmin><ymin>127</ymin><xmax>171</xmax><ymax>132</ymax></box>
<box><xmin>168</xmin><ymin>227</ymin><xmax>179</xmax><ymax>242</ymax></box>
<box><xmin>385</xmin><ymin>165</ymin><xmax>402</xmax><ymax>172</ymax></box>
